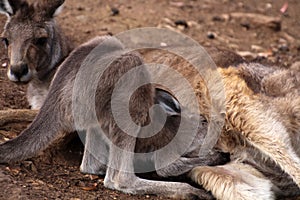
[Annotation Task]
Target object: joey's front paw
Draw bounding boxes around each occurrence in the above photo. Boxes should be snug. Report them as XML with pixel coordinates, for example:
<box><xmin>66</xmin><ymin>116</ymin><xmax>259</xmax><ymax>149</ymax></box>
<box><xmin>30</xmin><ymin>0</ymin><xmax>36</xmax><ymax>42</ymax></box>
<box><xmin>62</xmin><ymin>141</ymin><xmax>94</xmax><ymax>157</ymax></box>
<box><xmin>206</xmin><ymin>151</ymin><xmax>230</xmax><ymax>166</ymax></box>
<box><xmin>173</xmin><ymin>187</ymin><xmax>214</xmax><ymax>200</ymax></box>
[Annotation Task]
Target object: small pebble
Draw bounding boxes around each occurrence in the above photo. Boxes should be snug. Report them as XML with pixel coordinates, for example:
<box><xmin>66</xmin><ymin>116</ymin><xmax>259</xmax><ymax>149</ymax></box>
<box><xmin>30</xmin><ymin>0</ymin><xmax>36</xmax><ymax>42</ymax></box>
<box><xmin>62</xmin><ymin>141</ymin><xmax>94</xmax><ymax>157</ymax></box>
<box><xmin>272</xmin><ymin>47</ymin><xmax>279</xmax><ymax>53</ymax></box>
<box><xmin>174</xmin><ymin>20</ymin><xmax>188</xmax><ymax>28</ymax></box>
<box><xmin>266</xmin><ymin>3</ymin><xmax>272</xmax><ymax>9</ymax></box>
<box><xmin>111</xmin><ymin>7</ymin><xmax>120</xmax><ymax>16</ymax></box>
<box><xmin>160</xmin><ymin>42</ymin><xmax>167</xmax><ymax>47</ymax></box>
<box><xmin>238</xmin><ymin>2</ymin><xmax>244</xmax><ymax>8</ymax></box>
<box><xmin>170</xmin><ymin>2</ymin><xmax>185</xmax><ymax>8</ymax></box>
<box><xmin>278</xmin><ymin>38</ymin><xmax>287</xmax><ymax>44</ymax></box>
<box><xmin>251</xmin><ymin>45</ymin><xmax>264</xmax><ymax>52</ymax></box>
<box><xmin>212</xmin><ymin>16</ymin><xmax>223</xmax><ymax>22</ymax></box>
<box><xmin>84</xmin><ymin>30</ymin><xmax>91</xmax><ymax>34</ymax></box>
<box><xmin>77</xmin><ymin>6</ymin><xmax>84</xmax><ymax>11</ymax></box>
<box><xmin>207</xmin><ymin>32</ymin><xmax>216</xmax><ymax>39</ymax></box>
<box><xmin>278</xmin><ymin>44</ymin><xmax>289</xmax><ymax>52</ymax></box>
<box><xmin>240</xmin><ymin>22</ymin><xmax>250</xmax><ymax>30</ymax></box>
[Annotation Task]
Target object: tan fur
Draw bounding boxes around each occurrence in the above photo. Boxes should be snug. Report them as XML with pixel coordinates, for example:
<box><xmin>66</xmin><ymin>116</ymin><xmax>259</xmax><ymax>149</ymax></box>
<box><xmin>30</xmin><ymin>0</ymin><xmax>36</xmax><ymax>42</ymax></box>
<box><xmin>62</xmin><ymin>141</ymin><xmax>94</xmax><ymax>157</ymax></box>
<box><xmin>190</xmin><ymin>162</ymin><xmax>274</xmax><ymax>200</ymax></box>
<box><xmin>220</xmin><ymin>67</ymin><xmax>300</xmax><ymax>177</ymax></box>
<box><xmin>189</xmin><ymin>64</ymin><xmax>300</xmax><ymax>199</ymax></box>
<box><xmin>144</xmin><ymin>51</ymin><xmax>299</xmax><ymax>198</ymax></box>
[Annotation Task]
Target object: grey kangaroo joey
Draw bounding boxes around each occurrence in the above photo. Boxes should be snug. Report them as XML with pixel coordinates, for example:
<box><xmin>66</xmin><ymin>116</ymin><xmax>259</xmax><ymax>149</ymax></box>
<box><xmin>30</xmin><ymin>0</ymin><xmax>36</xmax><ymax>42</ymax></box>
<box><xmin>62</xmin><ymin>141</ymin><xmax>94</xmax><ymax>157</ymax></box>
<box><xmin>0</xmin><ymin>36</ymin><xmax>228</xmax><ymax>199</ymax></box>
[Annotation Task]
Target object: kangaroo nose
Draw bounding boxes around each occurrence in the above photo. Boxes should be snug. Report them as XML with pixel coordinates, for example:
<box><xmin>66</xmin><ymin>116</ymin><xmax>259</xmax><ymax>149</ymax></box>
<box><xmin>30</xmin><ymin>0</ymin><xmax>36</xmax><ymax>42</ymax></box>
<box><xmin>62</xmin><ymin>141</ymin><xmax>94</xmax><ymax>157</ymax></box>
<box><xmin>10</xmin><ymin>63</ymin><xmax>29</xmax><ymax>81</ymax></box>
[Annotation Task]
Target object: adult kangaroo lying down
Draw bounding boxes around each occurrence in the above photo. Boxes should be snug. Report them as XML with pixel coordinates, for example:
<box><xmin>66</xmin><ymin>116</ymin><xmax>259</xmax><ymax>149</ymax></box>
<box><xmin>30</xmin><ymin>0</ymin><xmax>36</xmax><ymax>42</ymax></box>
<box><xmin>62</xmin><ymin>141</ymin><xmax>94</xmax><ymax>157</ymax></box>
<box><xmin>188</xmin><ymin>62</ymin><xmax>300</xmax><ymax>199</ymax></box>
<box><xmin>0</xmin><ymin>36</ymin><xmax>229</xmax><ymax>199</ymax></box>
<box><xmin>142</xmin><ymin>51</ymin><xmax>300</xmax><ymax>199</ymax></box>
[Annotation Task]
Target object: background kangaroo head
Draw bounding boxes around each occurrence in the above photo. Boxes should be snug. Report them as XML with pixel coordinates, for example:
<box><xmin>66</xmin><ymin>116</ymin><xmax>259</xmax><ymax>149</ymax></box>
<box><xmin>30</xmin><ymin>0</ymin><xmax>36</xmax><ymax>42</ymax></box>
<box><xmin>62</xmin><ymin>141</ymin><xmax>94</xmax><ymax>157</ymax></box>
<box><xmin>0</xmin><ymin>0</ymin><xmax>65</xmax><ymax>82</ymax></box>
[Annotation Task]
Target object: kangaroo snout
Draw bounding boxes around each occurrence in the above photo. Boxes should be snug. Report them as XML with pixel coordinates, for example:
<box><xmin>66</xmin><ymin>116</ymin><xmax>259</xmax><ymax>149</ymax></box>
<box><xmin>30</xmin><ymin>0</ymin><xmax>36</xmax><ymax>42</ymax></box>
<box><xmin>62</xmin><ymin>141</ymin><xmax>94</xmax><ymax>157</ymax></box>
<box><xmin>8</xmin><ymin>63</ymin><xmax>32</xmax><ymax>82</ymax></box>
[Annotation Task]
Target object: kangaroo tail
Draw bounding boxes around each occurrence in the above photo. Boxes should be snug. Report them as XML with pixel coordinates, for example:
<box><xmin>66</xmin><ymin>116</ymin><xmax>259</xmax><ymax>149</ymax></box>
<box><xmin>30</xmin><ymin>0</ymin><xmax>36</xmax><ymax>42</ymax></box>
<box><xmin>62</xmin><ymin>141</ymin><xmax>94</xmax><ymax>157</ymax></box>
<box><xmin>0</xmin><ymin>99</ymin><xmax>70</xmax><ymax>163</ymax></box>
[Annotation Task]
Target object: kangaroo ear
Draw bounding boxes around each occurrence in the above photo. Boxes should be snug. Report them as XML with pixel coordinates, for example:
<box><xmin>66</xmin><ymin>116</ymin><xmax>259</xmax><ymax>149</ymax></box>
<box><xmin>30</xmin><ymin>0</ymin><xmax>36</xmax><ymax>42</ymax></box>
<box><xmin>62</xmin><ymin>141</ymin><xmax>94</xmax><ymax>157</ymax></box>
<box><xmin>0</xmin><ymin>0</ymin><xmax>26</xmax><ymax>17</ymax></box>
<box><xmin>155</xmin><ymin>88</ymin><xmax>181</xmax><ymax>116</ymax></box>
<box><xmin>36</xmin><ymin>0</ymin><xmax>65</xmax><ymax>18</ymax></box>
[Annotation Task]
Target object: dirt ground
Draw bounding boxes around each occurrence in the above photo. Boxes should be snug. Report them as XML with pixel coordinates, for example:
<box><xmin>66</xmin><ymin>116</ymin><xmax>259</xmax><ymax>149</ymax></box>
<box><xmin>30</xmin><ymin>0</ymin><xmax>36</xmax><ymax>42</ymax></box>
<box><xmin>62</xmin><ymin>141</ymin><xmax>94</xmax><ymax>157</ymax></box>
<box><xmin>0</xmin><ymin>0</ymin><xmax>299</xmax><ymax>199</ymax></box>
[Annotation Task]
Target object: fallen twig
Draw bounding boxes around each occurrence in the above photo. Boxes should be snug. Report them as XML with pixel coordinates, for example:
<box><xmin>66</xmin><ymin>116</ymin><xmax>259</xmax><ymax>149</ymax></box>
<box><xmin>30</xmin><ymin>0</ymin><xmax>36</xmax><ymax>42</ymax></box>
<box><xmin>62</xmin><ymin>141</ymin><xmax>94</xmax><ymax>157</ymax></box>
<box><xmin>230</xmin><ymin>12</ymin><xmax>281</xmax><ymax>31</ymax></box>
<box><xmin>0</xmin><ymin>109</ymin><xmax>37</xmax><ymax>127</ymax></box>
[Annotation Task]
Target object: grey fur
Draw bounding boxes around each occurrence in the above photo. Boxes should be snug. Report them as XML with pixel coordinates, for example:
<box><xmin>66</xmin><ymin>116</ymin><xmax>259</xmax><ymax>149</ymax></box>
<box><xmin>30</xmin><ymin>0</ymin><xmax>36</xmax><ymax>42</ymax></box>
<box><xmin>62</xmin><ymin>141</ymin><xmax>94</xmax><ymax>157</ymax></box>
<box><xmin>0</xmin><ymin>0</ymin><xmax>72</xmax><ymax>109</ymax></box>
<box><xmin>0</xmin><ymin>36</ymin><xmax>226</xmax><ymax>199</ymax></box>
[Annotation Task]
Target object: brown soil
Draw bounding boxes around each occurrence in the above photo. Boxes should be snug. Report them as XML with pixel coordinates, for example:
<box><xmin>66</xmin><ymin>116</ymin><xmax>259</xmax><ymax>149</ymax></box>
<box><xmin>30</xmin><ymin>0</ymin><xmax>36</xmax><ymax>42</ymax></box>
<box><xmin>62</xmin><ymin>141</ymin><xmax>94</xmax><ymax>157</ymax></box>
<box><xmin>0</xmin><ymin>0</ymin><xmax>299</xmax><ymax>199</ymax></box>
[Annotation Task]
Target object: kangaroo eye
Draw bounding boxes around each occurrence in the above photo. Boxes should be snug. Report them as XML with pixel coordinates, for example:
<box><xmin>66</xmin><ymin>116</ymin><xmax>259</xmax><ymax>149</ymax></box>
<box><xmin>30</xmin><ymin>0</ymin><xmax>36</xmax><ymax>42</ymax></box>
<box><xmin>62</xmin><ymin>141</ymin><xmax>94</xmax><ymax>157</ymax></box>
<box><xmin>1</xmin><ymin>38</ymin><xmax>9</xmax><ymax>47</ymax></box>
<box><xmin>35</xmin><ymin>37</ymin><xmax>48</xmax><ymax>46</ymax></box>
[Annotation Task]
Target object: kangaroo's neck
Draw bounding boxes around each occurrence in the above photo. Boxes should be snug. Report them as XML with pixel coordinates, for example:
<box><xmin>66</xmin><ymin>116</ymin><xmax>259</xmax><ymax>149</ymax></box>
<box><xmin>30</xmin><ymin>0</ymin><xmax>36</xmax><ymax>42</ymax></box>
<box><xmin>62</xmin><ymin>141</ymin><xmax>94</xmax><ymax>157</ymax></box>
<box><xmin>27</xmin><ymin>78</ymin><xmax>52</xmax><ymax>110</ymax></box>
<box><xmin>27</xmin><ymin>56</ymin><xmax>68</xmax><ymax>110</ymax></box>
<box><xmin>28</xmin><ymin>23</ymin><xmax>73</xmax><ymax>110</ymax></box>
<box><xmin>37</xmin><ymin>22</ymin><xmax>73</xmax><ymax>82</ymax></box>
